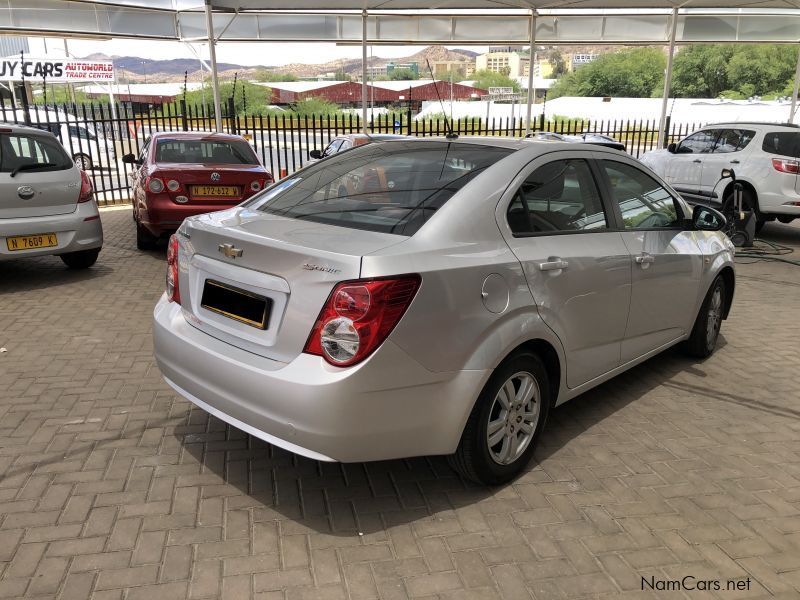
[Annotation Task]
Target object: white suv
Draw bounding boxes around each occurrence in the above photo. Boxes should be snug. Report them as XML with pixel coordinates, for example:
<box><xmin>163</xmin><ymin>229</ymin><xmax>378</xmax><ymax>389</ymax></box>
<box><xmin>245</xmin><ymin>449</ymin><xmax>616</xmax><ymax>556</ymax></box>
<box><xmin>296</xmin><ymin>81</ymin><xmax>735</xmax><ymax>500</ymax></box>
<box><xmin>640</xmin><ymin>122</ymin><xmax>800</xmax><ymax>231</ymax></box>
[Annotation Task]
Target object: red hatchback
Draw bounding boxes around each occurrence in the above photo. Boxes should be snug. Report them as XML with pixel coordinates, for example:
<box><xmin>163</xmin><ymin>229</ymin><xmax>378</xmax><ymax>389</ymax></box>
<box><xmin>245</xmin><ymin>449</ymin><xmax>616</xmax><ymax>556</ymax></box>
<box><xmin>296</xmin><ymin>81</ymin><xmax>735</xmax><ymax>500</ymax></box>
<box><xmin>124</xmin><ymin>132</ymin><xmax>272</xmax><ymax>249</ymax></box>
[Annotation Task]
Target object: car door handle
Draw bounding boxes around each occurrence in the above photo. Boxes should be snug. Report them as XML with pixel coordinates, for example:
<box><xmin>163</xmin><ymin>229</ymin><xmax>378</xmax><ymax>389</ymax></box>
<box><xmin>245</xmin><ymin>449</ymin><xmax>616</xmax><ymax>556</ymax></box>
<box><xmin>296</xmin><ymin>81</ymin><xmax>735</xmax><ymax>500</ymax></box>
<box><xmin>692</xmin><ymin>159</ymin><xmax>702</xmax><ymax>163</ymax></box>
<box><xmin>537</xmin><ymin>259</ymin><xmax>569</xmax><ymax>271</ymax></box>
<box><xmin>635</xmin><ymin>253</ymin><xmax>655</xmax><ymax>265</ymax></box>
<box><xmin>730</xmin><ymin>159</ymin><xmax>740</xmax><ymax>164</ymax></box>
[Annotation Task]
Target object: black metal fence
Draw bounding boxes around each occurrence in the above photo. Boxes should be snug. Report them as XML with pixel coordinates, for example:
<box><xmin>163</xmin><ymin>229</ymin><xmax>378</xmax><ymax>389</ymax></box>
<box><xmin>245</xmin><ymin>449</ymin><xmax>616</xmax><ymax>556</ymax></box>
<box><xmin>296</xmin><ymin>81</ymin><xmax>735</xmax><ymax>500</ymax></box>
<box><xmin>2</xmin><ymin>98</ymin><xmax>700</xmax><ymax>206</ymax></box>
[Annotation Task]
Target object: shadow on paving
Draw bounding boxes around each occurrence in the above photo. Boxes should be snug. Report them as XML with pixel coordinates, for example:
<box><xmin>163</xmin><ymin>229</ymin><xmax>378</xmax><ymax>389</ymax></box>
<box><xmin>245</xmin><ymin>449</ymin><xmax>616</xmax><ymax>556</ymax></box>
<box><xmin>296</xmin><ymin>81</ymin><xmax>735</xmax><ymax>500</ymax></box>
<box><xmin>171</xmin><ymin>340</ymin><xmax>736</xmax><ymax>537</ymax></box>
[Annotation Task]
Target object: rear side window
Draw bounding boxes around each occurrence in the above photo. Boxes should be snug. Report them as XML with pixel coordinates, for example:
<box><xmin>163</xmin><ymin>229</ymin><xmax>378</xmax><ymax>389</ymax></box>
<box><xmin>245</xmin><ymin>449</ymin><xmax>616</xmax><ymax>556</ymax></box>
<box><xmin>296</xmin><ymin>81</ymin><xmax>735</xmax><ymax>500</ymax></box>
<box><xmin>257</xmin><ymin>141</ymin><xmax>512</xmax><ymax>236</ymax></box>
<box><xmin>507</xmin><ymin>159</ymin><xmax>608</xmax><ymax>235</ymax></box>
<box><xmin>713</xmin><ymin>129</ymin><xmax>755</xmax><ymax>153</ymax></box>
<box><xmin>0</xmin><ymin>133</ymin><xmax>73</xmax><ymax>174</ymax></box>
<box><xmin>155</xmin><ymin>139</ymin><xmax>258</xmax><ymax>165</ymax></box>
<box><xmin>762</xmin><ymin>131</ymin><xmax>800</xmax><ymax>158</ymax></box>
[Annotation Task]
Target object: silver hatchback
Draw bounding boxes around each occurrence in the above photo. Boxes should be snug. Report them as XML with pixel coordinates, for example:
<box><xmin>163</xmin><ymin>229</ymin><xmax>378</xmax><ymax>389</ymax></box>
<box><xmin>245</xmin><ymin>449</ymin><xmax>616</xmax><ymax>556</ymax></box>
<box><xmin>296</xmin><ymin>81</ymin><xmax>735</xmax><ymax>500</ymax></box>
<box><xmin>0</xmin><ymin>123</ymin><xmax>102</xmax><ymax>268</ymax></box>
<box><xmin>154</xmin><ymin>138</ymin><xmax>735</xmax><ymax>485</ymax></box>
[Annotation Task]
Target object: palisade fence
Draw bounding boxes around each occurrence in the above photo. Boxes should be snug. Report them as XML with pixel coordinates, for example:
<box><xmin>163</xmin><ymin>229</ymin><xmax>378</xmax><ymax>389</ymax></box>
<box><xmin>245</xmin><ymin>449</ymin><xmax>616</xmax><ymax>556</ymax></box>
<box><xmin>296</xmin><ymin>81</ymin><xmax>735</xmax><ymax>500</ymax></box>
<box><xmin>2</xmin><ymin>98</ymin><xmax>701</xmax><ymax>205</ymax></box>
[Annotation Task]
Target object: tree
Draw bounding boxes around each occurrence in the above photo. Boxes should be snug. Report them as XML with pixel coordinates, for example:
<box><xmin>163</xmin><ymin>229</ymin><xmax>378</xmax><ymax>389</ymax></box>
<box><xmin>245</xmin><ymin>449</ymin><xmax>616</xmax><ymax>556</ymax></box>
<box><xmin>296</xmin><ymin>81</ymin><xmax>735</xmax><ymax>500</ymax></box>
<box><xmin>671</xmin><ymin>44</ymin><xmax>798</xmax><ymax>99</ymax></box>
<box><xmin>254</xmin><ymin>69</ymin><xmax>297</xmax><ymax>83</ymax></box>
<box><xmin>388</xmin><ymin>68</ymin><xmax>418</xmax><ymax>81</ymax></box>
<box><xmin>471</xmin><ymin>69</ymin><xmax>520</xmax><ymax>92</ymax></box>
<box><xmin>546</xmin><ymin>49</ymin><xmax>567</xmax><ymax>78</ymax></box>
<box><xmin>290</xmin><ymin>97</ymin><xmax>342</xmax><ymax>117</ymax></box>
<box><xmin>549</xmin><ymin>47</ymin><xmax>665</xmax><ymax>99</ymax></box>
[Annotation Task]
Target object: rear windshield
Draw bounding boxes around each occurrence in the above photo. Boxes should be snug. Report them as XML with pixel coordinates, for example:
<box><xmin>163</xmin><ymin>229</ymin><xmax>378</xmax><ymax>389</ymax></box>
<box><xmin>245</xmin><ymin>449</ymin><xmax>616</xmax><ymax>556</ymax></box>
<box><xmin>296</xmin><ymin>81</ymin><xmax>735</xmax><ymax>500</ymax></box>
<box><xmin>155</xmin><ymin>138</ymin><xmax>258</xmax><ymax>165</ymax></box>
<box><xmin>761</xmin><ymin>131</ymin><xmax>800</xmax><ymax>158</ymax></box>
<box><xmin>0</xmin><ymin>133</ymin><xmax>73</xmax><ymax>174</ymax></box>
<box><xmin>254</xmin><ymin>141</ymin><xmax>513</xmax><ymax>236</ymax></box>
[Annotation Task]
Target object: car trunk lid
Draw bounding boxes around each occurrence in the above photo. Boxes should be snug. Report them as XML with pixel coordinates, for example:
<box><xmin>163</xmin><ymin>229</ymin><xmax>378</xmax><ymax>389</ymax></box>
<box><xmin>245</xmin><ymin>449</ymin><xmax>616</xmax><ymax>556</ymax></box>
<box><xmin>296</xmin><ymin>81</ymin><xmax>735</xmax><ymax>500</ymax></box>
<box><xmin>0</xmin><ymin>132</ymin><xmax>80</xmax><ymax>218</ymax></box>
<box><xmin>154</xmin><ymin>163</ymin><xmax>268</xmax><ymax>204</ymax></box>
<box><xmin>178</xmin><ymin>206</ymin><xmax>407</xmax><ymax>362</ymax></box>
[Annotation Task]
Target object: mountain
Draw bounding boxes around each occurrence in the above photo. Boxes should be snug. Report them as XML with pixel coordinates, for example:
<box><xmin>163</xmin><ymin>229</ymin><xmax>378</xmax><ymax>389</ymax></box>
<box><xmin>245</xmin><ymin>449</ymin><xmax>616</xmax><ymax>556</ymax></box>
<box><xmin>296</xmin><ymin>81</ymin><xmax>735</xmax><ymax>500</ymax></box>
<box><xmin>86</xmin><ymin>47</ymin><xmax>478</xmax><ymax>83</ymax></box>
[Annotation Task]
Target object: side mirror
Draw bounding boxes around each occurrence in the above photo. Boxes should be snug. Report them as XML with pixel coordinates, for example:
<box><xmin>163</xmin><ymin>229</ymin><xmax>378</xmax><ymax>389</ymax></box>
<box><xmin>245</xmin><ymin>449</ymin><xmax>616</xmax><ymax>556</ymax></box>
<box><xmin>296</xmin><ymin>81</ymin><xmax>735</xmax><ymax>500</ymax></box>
<box><xmin>309</xmin><ymin>149</ymin><xmax>322</xmax><ymax>160</ymax></box>
<box><xmin>720</xmin><ymin>168</ymin><xmax>736</xmax><ymax>181</ymax></box>
<box><xmin>667</xmin><ymin>143</ymin><xmax>677</xmax><ymax>154</ymax></box>
<box><xmin>122</xmin><ymin>153</ymin><xmax>137</xmax><ymax>164</ymax></box>
<box><xmin>692</xmin><ymin>205</ymin><xmax>727</xmax><ymax>232</ymax></box>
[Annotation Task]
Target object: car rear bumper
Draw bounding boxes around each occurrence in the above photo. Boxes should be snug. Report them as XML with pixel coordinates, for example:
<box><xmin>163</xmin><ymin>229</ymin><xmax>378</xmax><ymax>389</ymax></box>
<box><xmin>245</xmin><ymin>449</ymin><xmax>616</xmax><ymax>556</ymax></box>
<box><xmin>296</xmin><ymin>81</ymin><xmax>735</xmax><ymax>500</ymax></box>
<box><xmin>141</xmin><ymin>195</ymin><xmax>240</xmax><ymax>235</ymax></box>
<box><xmin>153</xmin><ymin>296</ymin><xmax>487</xmax><ymax>462</ymax></box>
<box><xmin>0</xmin><ymin>201</ymin><xmax>103</xmax><ymax>261</ymax></box>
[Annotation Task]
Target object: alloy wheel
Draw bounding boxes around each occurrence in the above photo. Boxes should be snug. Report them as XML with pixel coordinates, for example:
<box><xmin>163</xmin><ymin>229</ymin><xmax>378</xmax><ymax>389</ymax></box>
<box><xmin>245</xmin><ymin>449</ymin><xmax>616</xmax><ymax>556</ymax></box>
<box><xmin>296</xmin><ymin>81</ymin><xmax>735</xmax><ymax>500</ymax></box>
<box><xmin>706</xmin><ymin>286</ymin><xmax>723</xmax><ymax>348</ymax></box>
<box><xmin>486</xmin><ymin>371</ymin><xmax>540</xmax><ymax>465</ymax></box>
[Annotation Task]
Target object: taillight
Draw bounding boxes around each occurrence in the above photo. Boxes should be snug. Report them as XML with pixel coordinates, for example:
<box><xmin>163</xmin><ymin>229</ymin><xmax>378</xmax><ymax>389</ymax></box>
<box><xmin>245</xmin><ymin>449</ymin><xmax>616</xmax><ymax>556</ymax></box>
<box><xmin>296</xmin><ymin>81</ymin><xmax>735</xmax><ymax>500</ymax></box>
<box><xmin>148</xmin><ymin>177</ymin><xmax>165</xmax><ymax>194</ymax></box>
<box><xmin>167</xmin><ymin>179</ymin><xmax>181</xmax><ymax>192</ymax></box>
<box><xmin>166</xmin><ymin>234</ymin><xmax>181</xmax><ymax>304</ymax></box>
<box><xmin>772</xmin><ymin>158</ymin><xmax>800</xmax><ymax>174</ymax></box>
<box><xmin>250</xmin><ymin>180</ymin><xmax>263</xmax><ymax>192</ymax></box>
<box><xmin>303</xmin><ymin>275</ymin><xmax>421</xmax><ymax>367</ymax></box>
<box><xmin>78</xmin><ymin>170</ymin><xmax>93</xmax><ymax>203</ymax></box>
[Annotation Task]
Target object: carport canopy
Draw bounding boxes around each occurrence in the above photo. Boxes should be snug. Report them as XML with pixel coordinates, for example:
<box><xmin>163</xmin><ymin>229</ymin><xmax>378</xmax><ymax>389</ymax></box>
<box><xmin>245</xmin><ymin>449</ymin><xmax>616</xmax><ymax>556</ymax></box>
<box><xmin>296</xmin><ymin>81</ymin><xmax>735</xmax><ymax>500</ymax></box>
<box><xmin>3</xmin><ymin>0</ymin><xmax>799</xmax><ymax>134</ymax></box>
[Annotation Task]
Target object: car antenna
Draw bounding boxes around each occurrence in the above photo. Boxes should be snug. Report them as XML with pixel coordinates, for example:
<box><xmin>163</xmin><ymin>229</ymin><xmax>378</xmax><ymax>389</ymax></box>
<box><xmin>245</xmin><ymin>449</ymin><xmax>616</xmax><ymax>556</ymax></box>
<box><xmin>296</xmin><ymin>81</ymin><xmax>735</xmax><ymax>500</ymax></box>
<box><xmin>426</xmin><ymin>59</ymin><xmax>457</xmax><ymax>140</ymax></box>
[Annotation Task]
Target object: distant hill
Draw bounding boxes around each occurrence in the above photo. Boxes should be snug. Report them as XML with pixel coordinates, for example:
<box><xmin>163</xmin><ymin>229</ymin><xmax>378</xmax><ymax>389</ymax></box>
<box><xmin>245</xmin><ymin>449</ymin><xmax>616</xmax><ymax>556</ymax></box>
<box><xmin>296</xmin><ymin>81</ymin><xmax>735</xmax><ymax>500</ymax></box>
<box><xmin>84</xmin><ymin>46</ymin><xmax>479</xmax><ymax>83</ymax></box>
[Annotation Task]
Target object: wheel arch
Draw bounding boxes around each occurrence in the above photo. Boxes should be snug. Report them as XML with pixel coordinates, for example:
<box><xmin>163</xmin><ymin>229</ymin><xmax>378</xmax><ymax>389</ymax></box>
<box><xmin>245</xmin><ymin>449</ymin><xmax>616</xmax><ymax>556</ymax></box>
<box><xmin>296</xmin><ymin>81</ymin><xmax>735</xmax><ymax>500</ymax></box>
<box><xmin>721</xmin><ymin>179</ymin><xmax>759</xmax><ymax>213</ymax></box>
<box><xmin>717</xmin><ymin>265</ymin><xmax>735</xmax><ymax>319</ymax></box>
<box><xmin>501</xmin><ymin>338</ymin><xmax>562</xmax><ymax>407</ymax></box>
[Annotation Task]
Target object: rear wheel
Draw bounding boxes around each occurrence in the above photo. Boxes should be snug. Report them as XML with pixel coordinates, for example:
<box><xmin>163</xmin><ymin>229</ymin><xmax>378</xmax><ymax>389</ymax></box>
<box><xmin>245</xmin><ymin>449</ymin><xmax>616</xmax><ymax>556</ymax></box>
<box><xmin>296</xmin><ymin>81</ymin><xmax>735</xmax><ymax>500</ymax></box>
<box><xmin>73</xmin><ymin>154</ymin><xmax>92</xmax><ymax>171</ymax></box>
<box><xmin>683</xmin><ymin>276</ymin><xmax>726</xmax><ymax>359</ymax></box>
<box><xmin>60</xmin><ymin>248</ymin><xmax>100</xmax><ymax>269</ymax></box>
<box><xmin>136</xmin><ymin>221</ymin><xmax>159</xmax><ymax>250</ymax></box>
<box><xmin>449</xmin><ymin>351</ymin><xmax>550</xmax><ymax>485</ymax></box>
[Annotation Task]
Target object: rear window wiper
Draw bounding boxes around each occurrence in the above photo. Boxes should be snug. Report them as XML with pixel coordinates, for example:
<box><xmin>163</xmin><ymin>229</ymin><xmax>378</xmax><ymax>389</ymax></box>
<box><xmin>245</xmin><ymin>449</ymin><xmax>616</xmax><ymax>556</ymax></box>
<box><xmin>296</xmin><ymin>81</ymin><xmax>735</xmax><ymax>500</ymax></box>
<box><xmin>10</xmin><ymin>162</ymin><xmax>57</xmax><ymax>178</ymax></box>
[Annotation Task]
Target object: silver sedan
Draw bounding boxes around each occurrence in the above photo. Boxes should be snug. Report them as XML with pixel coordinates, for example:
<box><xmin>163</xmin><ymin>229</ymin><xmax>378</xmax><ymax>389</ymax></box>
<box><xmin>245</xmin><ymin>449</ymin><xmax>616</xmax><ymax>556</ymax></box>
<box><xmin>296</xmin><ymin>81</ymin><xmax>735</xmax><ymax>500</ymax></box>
<box><xmin>154</xmin><ymin>137</ymin><xmax>735</xmax><ymax>485</ymax></box>
<box><xmin>0</xmin><ymin>123</ymin><xmax>103</xmax><ymax>268</ymax></box>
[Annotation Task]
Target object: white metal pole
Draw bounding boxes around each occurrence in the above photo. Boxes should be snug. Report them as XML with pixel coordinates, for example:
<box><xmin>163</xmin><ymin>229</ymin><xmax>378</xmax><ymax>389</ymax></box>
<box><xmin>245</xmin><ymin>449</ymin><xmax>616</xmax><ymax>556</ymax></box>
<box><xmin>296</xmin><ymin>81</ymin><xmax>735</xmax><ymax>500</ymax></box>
<box><xmin>659</xmin><ymin>7</ymin><xmax>679</xmax><ymax>144</ymax></box>
<box><xmin>63</xmin><ymin>39</ymin><xmax>76</xmax><ymax>105</ymax></box>
<box><xmin>524</xmin><ymin>10</ymin><xmax>537</xmax><ymax>135</ymax></box>
<box><xmin>205</xmin><ymin>0</ymin><xmax>223</xmax><ymax>132</ymax></box>
<box><xmin>789</xmin><ymin>44</ymin><xmax>800</xmax><ymax>123</ymax></box>
<box><xmin>362</xmin><ymin>10</ymin><xmax>368</xmax><ymax>134</ymax></box>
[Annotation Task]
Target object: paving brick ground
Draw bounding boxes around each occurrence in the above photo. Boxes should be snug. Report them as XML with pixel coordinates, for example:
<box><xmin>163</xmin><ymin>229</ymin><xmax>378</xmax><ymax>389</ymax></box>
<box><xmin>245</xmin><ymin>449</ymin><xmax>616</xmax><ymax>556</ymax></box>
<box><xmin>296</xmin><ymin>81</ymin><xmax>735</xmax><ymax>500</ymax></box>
<box><xmin>1</xmin><ymin>207</ymin><xmax>800</xmax><ymax>600</ymax></box>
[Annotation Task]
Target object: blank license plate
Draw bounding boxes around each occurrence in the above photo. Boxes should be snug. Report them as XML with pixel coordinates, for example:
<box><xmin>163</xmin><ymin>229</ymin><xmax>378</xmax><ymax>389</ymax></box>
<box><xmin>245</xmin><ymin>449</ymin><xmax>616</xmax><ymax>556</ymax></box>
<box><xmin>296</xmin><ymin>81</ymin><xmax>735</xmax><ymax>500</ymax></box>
<box><xmin>201</xmin><ymin>279</ymin><xmax>271</xmax><ymax>329</ymax></box>
<box><xmin>6</xmin><ymin>233</ymin><xmax>58</xmax><ymax>251</ymax></box>
<box><xmin>191</xmin><ymin>185</ymin><xmax>239</xmax><ymax>198</ymax></box>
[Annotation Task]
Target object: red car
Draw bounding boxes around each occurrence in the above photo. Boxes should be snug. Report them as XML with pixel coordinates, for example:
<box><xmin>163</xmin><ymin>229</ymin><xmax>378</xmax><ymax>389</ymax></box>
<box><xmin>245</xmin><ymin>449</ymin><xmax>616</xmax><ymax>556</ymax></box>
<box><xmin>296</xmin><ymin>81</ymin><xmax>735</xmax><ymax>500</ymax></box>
<box><xmin>124</xmin><ymin>132</ymin><xmax>272</xmax><ymax>250</ymax></box>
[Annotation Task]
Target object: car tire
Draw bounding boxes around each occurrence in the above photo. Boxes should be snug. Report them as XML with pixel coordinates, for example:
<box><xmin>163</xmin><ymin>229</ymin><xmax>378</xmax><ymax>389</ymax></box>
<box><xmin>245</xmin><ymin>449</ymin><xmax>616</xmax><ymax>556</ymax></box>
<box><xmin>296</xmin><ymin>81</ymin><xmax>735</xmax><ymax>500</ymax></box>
<box><xmin>449</xmin><ymin>351</ymin><xmax>550</xmax><ymax>486</ymax></box>
<box><xmin>74</xmin><ymin>154</ymin><xmax>92</xmax><ymax>171</ymax></box>
<box><xmin>683</xmin><ymin>276</ymin><xmax>726</xmax><ymax>359</ymax></box>
<box><xmin>136</xmin><ymin>222</ymin><xmax>159</xmax><ymax>251</ymax></box>
<box><xmin>60</xmin><ymin>248</ymin><xmax>100</xmax><ymax>269</ymax></box>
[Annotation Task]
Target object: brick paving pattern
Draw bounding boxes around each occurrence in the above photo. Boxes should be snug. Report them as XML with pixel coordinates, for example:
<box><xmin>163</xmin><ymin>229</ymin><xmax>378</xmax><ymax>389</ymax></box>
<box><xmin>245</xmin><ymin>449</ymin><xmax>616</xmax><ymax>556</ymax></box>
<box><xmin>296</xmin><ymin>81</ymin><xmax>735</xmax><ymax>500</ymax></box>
<box><xmin>1</xmin><ymin>207</ymin><xmax>800</xmax><ymax>599</ymax></box>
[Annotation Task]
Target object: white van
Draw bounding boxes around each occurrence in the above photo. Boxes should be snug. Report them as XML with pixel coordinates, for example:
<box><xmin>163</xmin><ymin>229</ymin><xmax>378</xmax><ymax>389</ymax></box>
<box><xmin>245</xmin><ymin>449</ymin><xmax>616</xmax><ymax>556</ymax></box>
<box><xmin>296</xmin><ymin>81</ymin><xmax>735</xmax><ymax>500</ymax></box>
<box><xmin>6</xmin><ymin>108</ymin><xmax>116</xmax><ymax>170</ymax></box>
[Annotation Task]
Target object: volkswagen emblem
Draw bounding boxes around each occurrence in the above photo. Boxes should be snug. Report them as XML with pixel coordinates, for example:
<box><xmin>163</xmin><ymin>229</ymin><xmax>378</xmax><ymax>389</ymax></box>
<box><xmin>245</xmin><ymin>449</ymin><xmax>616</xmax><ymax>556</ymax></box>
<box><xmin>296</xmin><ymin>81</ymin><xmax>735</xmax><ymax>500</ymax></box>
<box><xmin>210</xmin><ymin>172</ymin><xmax>221</xmax><ymax>182</ymax></box>
<box><xmin>17</xmin><ymin>185</ymin><xmax>34</xmax><ymax>200</ymax></box>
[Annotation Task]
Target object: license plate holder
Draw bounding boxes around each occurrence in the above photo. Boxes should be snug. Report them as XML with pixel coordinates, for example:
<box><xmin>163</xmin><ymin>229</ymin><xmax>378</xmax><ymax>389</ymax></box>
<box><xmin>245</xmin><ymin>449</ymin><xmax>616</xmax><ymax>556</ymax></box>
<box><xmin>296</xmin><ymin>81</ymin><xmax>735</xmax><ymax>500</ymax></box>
<box><xmin>201</xmin><ymin>279</ymin><xmax>271</xmax><ymax>330</ymax></box>
<box><xmin>6</xmin><ymin>233</ymin><xmax>58</xmax><ymax>251</ymax></box>
<box><xmin>191</xmin><ymin>185</ymin><xmax>239</xmax><ymax>198</ymax></box>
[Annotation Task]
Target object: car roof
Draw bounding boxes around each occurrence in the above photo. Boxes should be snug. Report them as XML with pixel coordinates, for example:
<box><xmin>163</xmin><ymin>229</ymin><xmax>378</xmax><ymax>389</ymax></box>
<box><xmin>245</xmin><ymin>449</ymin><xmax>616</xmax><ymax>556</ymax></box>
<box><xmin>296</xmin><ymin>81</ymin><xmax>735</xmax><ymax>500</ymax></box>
<box><xmin>151</xmin><ymin>131</ymin><xmax>250</xmax><ymax>142</ymax></box>
<box><xmin>701</xmin><ymin>122</ymin><xmax>800</xmax><ymax>130</ymax></box>
<box><xmin>0</xmin><ymin>122</ymin><xmax>59</xmax><ymax>135</ymax></box>
<box><xmin>366</xmin><ymin>135</ymin><xmax>626</xmax><ymax>158</ymax></box>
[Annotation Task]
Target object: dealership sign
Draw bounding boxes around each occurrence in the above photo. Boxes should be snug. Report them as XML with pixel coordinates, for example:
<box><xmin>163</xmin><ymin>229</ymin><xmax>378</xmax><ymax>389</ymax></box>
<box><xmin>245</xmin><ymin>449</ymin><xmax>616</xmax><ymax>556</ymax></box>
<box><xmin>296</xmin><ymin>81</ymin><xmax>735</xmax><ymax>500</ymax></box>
<box><xmin>0</xmin><ymin>57</ymin><xmax>115</xmax><ymax>82</ymax></box>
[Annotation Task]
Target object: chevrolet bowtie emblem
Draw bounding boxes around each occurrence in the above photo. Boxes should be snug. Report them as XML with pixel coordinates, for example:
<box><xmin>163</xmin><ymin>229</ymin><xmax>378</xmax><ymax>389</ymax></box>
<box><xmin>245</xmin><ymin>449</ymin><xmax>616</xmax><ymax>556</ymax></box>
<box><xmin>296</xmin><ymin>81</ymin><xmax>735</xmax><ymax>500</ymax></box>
<box><xmin>218</xmin><ymin>243</ymin><xmax>243</xmax><ymax>259</ymax></box>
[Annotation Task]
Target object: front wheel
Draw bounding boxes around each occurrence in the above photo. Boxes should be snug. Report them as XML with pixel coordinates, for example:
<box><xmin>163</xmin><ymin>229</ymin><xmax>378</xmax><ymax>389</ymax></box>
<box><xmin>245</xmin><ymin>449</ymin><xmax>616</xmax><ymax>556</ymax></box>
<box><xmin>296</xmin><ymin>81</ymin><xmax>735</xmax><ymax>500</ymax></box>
<box><xmin>60</xmin><ymin>248</ymin><xmax>100</xmax><ymax>269</ymax></box>
<box><xmin>449</xmin><ymin>351</ymin><xmax>550</xmax><ymax>485</ymax></box>
<box><xmin>683</xmin><ymin>276</ymin><xmax>726</xmax><ymax>358</ymax></box>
